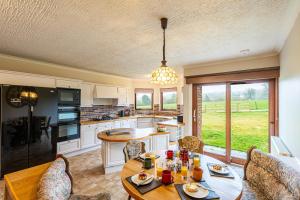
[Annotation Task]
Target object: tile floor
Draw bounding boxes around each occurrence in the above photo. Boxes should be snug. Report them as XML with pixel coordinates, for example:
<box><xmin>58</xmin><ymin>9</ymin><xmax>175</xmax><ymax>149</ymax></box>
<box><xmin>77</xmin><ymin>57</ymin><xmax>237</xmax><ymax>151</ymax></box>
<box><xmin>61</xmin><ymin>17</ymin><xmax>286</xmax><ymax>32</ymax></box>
<box><xmin>0</xmin><ymin>149</ymin><xmax>244</xmax><ymax>200</ymax></box>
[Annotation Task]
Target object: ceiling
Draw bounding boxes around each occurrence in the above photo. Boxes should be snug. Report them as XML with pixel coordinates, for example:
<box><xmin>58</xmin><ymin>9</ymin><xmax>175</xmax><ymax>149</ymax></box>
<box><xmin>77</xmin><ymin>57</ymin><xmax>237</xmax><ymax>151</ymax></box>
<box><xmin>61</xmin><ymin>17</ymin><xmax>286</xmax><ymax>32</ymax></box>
<box><xmin>0</xmin><ymin>0</ymin><xmax>299</xmax><ymax>78</ymax></box>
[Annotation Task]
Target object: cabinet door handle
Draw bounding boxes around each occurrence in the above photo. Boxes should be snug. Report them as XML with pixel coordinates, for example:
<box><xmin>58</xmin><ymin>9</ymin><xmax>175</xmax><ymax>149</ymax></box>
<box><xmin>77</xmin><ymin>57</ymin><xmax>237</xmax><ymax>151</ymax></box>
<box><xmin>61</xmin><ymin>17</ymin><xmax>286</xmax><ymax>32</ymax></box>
<box><xmin>193</xmin><ymin>110</ymin><xmax>196</xmax><ymax>122</ymax></box>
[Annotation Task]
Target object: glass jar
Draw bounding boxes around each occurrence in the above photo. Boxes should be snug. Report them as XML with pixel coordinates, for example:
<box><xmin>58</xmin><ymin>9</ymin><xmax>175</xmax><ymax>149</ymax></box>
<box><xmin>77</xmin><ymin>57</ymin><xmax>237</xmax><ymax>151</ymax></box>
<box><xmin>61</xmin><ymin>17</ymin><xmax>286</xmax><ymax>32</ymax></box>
<box><xmin>193</xmin><ymin>167</ymin><xmax>203</xmax><ymax>182</ymax></box>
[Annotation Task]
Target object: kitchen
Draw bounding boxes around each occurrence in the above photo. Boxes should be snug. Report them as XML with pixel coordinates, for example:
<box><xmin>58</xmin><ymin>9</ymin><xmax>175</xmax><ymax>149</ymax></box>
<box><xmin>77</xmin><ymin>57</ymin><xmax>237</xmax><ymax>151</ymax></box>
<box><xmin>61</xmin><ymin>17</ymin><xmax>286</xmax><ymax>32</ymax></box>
<box><xmin>0</xmin><ymin>68</ymin><xmax>185</xmax><ymax>176</ymax></box>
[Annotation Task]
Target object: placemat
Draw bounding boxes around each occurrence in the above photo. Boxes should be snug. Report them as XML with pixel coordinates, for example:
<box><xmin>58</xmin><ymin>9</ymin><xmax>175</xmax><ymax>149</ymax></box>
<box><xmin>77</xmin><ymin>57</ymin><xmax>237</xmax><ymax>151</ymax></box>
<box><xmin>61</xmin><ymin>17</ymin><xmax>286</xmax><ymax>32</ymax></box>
<box><xmin>175</xmin><ymin>181</ymin><xmax>220</xmax><ymax>200</ymax></box>
<box><xmin>126</xmin><ymin>176</ymin><xmax>163</xmax><ymax>195</ymax></box>
<box><xmin>207</xmin><ymin>163</ymin><xmax>234</xmax><ymax>179</ymax></box>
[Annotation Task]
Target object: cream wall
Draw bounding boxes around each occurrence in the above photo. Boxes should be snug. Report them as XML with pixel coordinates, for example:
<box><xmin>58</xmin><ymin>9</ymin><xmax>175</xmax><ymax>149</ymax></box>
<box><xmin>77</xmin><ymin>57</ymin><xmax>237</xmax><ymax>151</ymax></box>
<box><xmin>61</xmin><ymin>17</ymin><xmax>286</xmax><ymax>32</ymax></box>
<box><xmin>0</xmin><ymin>54</ymin><xmax>132</xmax><ymax>87</ymax></box>
<box><xmin>279</xmin><ymin>13</ymin><xmax>300</xmax><ymax>159</ymax></box>
<box><xmin>184</xmin><ymin>54</ymin><xmax>279</xmax><ymax>76</ymax></box>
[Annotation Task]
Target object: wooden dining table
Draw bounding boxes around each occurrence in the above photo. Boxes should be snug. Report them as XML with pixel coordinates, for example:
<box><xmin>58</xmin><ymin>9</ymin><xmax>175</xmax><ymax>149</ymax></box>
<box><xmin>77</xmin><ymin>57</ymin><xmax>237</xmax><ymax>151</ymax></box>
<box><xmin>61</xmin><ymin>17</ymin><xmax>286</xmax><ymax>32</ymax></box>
<box><xmin>120</xmin><ymin>151</ymin><xmax>243</xmax><ymax>200</ymax></box>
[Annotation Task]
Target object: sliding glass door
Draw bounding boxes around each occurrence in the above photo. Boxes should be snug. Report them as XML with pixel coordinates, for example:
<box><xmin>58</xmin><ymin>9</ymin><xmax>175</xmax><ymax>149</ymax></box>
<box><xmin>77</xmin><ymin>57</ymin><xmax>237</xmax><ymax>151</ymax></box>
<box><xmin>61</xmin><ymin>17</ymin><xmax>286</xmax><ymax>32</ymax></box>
<box><xmin>195</xmin><ymin>80</ymin><xmax>274</xmax><ymax>163</ymax></box>
<box><xmin>230</xmin><ymin>82</ymin><xmax>269</xmax><ymax>159</ymax></box>
<box><xmin>201</xmin><ymin>85</ymin><xmax>226</xmax><ymax>156</ymax></box>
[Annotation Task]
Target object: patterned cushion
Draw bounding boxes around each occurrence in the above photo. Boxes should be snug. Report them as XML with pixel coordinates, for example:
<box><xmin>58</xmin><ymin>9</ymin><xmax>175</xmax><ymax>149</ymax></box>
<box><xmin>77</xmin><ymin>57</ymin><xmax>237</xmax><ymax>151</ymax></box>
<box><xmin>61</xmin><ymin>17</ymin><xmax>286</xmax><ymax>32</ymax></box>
<box><xmin>124</xmin><ymin>140</ymin><xmax>145</xmax><ymax>161</ymax></box>
<box><xmin>179</xmin><ymin>136</ymin><xmax>203</xmax><ymax>153</ymax></box>
<box><xmin>37</xmin><ymin>158</ymin><xmax>72</xmax><ymax>200</ymax></box>
<box><xmin>241</xmin><ymin>181</ymin><xmax>268</xmax><ymax>200</ymax></box>
<box><xmin>244</xmin><ymin>149</ymin><xmax>300</xmax><ymax>200</ymax></box>
<box><xmin>69</xmin><ymin>193</ymin><xmax>111</xmax><ymax>200</ymax></box>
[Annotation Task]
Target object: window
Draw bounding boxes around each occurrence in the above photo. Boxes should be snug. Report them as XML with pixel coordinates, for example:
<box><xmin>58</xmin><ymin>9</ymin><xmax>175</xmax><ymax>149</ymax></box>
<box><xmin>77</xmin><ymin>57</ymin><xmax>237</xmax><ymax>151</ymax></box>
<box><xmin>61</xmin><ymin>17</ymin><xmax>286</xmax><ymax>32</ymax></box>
<box><xmin>161</xmin><ymin>88</ymin><xmax>177</xmax><ymax>110</ymax></box>
<box><xmin>135</xmin><ymin>89</ymin><xmax>153</xmax><ymax>110</ymax></box>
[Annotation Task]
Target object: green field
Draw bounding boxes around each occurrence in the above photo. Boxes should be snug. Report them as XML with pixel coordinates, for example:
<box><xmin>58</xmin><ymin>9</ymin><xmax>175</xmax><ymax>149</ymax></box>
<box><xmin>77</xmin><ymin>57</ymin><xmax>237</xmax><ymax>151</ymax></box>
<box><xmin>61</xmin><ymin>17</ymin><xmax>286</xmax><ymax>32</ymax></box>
<box><xmin>202</xmin><ymin>100</ymin><xmax>269</xmax><ymax>152</ymax></box>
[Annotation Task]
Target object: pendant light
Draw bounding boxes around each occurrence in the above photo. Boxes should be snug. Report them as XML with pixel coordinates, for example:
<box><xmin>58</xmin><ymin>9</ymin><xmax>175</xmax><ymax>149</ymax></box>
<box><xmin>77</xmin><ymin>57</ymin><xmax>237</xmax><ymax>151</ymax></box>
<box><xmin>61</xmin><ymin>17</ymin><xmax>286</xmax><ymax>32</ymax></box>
<box><xmin>151</xmin><ymin>18</ymin><xmax>178</xmax><ymax>85</ymax></box>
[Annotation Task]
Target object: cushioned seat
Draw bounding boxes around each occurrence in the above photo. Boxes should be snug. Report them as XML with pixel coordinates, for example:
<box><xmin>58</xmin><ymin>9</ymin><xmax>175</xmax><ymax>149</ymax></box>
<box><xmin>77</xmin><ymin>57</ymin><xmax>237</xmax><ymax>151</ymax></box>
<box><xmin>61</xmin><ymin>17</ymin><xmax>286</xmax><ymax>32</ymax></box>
<box><xmin>241</xmin><ymin>147</ymin><xmax>300</xmax><ymax>200</ymax></box>
<box><xmin>37</xmin><ymin>155</ymin><xmax>111</xmax><ymax>200</ymax></box>
<box><xmin>123</xmin><ymin>140</ymin><xmax>146</xmax><ymax>163</ymax></box>
<box><xmin>178</xmin><ymin>136</ymin><xmax>204</xmax><ymax>154</ymax></box>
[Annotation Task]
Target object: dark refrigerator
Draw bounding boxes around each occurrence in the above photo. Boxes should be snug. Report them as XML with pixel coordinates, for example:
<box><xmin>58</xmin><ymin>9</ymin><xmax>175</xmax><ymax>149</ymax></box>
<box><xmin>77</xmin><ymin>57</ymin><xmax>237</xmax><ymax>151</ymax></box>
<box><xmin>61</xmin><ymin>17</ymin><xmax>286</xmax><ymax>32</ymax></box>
<box><xmin>0</xmin><ymin>85</ymin><xmax>58</xmax><ymax>177</ymax></box>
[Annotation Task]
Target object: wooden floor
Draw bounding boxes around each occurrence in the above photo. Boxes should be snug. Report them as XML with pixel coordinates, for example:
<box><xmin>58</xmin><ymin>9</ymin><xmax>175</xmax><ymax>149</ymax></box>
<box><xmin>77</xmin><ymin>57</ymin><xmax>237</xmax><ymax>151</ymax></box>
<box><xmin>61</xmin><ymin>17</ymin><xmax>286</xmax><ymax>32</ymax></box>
<box><xmin>0</xmin><ymin>149</ymin><xmax>244</xmax><ymax>200</ymax></box>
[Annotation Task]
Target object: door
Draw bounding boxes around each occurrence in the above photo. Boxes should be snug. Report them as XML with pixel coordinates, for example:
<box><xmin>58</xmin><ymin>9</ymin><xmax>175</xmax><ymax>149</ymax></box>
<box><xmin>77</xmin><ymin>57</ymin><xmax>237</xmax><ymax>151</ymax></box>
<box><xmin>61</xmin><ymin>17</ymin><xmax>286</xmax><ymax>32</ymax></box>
<box><xmin>29</xmin><ymin>87</ymin><xmax>58</xmax><ymax>167</ymax></box>
<box><xmin>230</xmin><ymin>82</ymin><xmax>270</xmax><ymax>160</ymax></box>
<box><xmin>193</xmin><ymin>80</ymin><xmax>276</xmax><ymax>163</ymax></box>
<box><xmin>1</xmin><ymin>85</ymin><xmax>29</xmax><ymax>176</ymax></box>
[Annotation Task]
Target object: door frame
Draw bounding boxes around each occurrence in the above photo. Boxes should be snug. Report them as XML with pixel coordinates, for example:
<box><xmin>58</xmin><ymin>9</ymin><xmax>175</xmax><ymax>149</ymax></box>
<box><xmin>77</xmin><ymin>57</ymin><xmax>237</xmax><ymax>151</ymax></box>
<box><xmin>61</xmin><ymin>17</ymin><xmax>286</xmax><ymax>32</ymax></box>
<box><xmin>192</xmin><ymin>78</ymin><xmax>278</xmax><ymax>164</ymax></box>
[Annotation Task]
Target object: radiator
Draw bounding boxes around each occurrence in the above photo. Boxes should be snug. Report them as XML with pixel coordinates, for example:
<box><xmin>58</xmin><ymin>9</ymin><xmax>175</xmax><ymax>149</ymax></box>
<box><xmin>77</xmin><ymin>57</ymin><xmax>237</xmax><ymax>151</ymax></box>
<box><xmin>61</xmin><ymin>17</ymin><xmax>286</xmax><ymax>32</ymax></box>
<box><xmin>271</xmin><ymin>136</ymin><xmax>292</xmax><ymax>157</ymax></box>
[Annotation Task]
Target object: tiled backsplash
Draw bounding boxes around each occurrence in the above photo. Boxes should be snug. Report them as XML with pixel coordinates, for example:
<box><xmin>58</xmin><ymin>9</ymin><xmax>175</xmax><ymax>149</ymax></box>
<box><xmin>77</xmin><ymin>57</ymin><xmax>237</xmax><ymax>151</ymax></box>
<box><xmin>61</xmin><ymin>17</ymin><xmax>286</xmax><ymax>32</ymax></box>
<box><xmin>81</xmin><ymin>104</ymin><xmax>184</xmax><ymax>121</ymax></box>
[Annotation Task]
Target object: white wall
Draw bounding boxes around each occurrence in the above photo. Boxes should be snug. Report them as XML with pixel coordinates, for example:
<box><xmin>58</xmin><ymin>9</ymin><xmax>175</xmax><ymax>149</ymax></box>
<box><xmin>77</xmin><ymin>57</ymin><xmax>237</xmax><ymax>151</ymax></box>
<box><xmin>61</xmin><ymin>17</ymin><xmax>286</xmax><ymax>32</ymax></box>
<box><xmin>279</xmin><ymin>13</ymin><xmax>300</xmax><ymax>159</ymax></box>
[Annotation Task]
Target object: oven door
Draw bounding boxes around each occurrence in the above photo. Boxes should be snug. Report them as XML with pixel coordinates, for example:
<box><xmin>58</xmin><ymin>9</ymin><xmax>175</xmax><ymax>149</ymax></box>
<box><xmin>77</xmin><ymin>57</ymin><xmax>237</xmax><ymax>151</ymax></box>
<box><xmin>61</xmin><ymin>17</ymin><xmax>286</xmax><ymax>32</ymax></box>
<box><xmin>58</xmin><ymin>107</ymin><xmax>80</xmax><ymax>123</ymax></box>
<box><xmin>57</xmin><ymin>121</ymin><xmax>80</xmax><ymax>142</ymax></box>
<box><xmin>58</xmin><ymin>88</ymin><xmax>80</xmax><ymax>106</ymax></box>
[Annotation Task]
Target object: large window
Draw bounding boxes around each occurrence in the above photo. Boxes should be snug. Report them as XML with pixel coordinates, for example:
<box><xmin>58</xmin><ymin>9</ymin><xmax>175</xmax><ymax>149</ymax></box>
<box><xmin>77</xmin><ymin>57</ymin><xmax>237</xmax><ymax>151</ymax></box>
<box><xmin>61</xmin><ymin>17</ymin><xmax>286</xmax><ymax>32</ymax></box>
<box><xmin>135</xmin><ymin>89</ymin><xmax>153</xmax><ymax>110</ymax></box>
<box><xmin>161</xmin><ymin>88</ymin><xmax>177</xmax><ymax>110</ymax></box>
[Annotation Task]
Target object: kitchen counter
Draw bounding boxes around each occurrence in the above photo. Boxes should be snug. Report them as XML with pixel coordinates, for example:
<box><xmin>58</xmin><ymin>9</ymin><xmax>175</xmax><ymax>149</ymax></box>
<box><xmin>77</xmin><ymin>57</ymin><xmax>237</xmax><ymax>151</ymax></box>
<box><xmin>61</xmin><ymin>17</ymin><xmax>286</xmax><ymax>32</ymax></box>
<box><xmin>80</xmin><ymin>115</ymin><xmax>174</xmax><ymax>125</ymax></box>
<box><xmin>97</xmin><ymin>128</ymin><xmax>170</xmax><ymax>142</ymax></box>
<box><xmin>98</xmin><ymin>127</ymin><xmax>171</xmax><ymax>174</ymax></box>
<box><xmin>157</xmin><ymin>119</ymin><xmax>185</xmax><ymax>127</ymax></box>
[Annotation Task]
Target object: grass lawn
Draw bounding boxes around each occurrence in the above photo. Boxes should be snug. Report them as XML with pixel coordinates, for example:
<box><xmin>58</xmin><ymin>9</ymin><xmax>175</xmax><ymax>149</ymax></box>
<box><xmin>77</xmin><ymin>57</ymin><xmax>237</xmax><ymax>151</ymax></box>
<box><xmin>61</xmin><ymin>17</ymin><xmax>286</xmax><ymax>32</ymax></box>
<box><xmin>202</xmin><ymin>111</ymin><xmax>269</xmax><ymax>152</ymax></box>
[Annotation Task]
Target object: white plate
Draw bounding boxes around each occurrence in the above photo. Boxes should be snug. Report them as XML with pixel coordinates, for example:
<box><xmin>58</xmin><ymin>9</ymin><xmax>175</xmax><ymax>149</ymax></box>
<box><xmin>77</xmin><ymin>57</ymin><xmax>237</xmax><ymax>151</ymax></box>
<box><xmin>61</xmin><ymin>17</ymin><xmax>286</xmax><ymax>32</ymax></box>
<box><xmin>209</xmin><ymin>164</ymin><xmax>230</xmax><ymax>175</ymax></box>
<box><xmin>183</xmin><ymin>184</ymin><xmax>209</xmax><ymax>198</ymax></box>
<box><xmin>131</xmin><ymin>174</ymin><xmax>154</xmax><ymax>186</ymax></box>
<box><xmin>139</xmin><ymin>153</ymin><xmax>155</xmax><ymax>160</ymax></box>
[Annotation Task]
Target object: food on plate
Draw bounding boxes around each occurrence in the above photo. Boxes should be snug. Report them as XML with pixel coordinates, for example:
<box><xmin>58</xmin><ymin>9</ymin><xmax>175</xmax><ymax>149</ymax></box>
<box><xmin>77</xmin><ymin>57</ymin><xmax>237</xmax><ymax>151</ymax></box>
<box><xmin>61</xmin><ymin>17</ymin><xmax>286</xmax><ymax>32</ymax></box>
<box><xmin>212</xmin><ymin>164</ymin><xmax>222</xmax><ymax>171</ymax></box>
<box><xmin>186</xmin><ymin>183</ymin><xmax>199</xmax><ymax>193</ymax></box>
<box><xmin>144</xmin><ymin>152</ymin><xmax>151</xmax><ymax>157</ymax></box>
<box><xmin>138</xmin><ymin>171</ymin><xmax>147</xmax><ymax>180</ymax></box>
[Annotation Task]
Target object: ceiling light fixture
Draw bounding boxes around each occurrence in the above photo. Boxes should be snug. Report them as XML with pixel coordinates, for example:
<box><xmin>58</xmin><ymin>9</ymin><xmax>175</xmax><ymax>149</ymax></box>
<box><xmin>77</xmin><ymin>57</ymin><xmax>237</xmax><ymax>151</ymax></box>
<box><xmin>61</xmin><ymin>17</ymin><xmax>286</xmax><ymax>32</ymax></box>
<box><xmin>151</xmin><ymin>18</ymin><xmax>178</xmax><ymax>85</ymax></box>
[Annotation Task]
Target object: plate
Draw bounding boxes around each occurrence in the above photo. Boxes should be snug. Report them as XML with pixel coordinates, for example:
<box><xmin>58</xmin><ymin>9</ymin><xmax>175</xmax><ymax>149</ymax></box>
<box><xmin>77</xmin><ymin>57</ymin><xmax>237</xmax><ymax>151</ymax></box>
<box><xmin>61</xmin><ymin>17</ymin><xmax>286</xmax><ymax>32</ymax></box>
<box><xmin>183</xmin><ymin>184</ymin><xmax>209</xmax><ymax>198</ymax></box>
<box><xmin>139</xmin><ymin>153</ymin><xmax>156</xmax><ymax>160</ymax></box>
<box><xmin>209</xmin><ymin>164</ymin><xmax>230</xmax><ymax>175</ymax></box>
<box><xmin>131</xmin><ymin>174</ymin><xmax>154</xmax><ymax>186</ymax></box>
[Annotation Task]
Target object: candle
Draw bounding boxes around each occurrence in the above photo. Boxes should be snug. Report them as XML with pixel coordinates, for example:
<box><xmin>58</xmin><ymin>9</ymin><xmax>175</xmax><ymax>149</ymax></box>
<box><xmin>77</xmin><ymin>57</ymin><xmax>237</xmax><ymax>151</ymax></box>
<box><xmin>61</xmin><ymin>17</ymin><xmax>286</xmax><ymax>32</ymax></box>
<box><xmin>181</xmin><ymin>166</ymin><xmax>188</xmax><ymax>177</ymax></box>
<box><xmin>194</xmin><ymin>157</ymin><xmax>200</xmax><ymax>168</ymax></box>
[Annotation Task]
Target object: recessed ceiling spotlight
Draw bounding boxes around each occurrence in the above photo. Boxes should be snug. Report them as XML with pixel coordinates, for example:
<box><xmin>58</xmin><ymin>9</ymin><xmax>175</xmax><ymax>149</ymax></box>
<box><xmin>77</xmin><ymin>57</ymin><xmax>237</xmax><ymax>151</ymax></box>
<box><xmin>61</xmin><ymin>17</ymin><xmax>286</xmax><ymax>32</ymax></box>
<box><xmin>240</xmin><ymin>49</ymin><xmax>250</xmax><ymax>55</ymax></box>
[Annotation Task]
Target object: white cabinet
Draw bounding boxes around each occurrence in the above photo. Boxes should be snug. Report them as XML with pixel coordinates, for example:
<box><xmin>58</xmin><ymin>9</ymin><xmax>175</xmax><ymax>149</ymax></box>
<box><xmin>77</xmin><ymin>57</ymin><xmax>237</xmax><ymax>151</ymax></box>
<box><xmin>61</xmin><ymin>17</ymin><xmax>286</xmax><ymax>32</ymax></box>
<box><xmin>94</xmin><ymin>85</ymin><xmax>118</xmax><ymax>99</ymax></box>
<box><xmin>120</xmin><ymin>120</ymin><xmax>131</xmax><ymax>128</ymax></box>
<box><xmin>126</xmin><ymin>88</ymin><xmax>134</xmax><ymax>105</ymax></box>
<box><xmin>114</xmin><ymin>121</ymin><xmax>121</xmax><ymax>128</ymax></box>
<box><xmin>129</xmin><ymin>119</ymin><xmax>137</xmax><ymax>128</ymax></box>
<box><xmin>57</xmin><ymin>139</ymin><xmax>81</xmax><ymax>154</ymax></box>
<box><xmin>56</xmin><ymin>79</ymin><xmax>81</xmax><ymax>89</ymax></box>
<box><xmin>137</xmin><ymin>117</ymin><xmax>154</xmax><ymax>128</ymax></box>
<box><xmin>117</xmin><ymin>87</ymin><xmax>127</xmax><ymax>105</ymax></box>
<box><xmin>96</xmin><ymin>123</ymin><xmax>112</xmax><ymax>144</ymax></box>
<box><xmin>81</xmin><ymin>83</ymin><xmax>94</xmax><ymax>107</ymax></box>
<box><xmin>152</xmin><ymin>134</ymin><xmax>169</xmax><ymax>151</ymax></box>
<box><xmin>81</xmin><ymin>124</ymin><xmax>98</xmax><ymax>149</ymax></box>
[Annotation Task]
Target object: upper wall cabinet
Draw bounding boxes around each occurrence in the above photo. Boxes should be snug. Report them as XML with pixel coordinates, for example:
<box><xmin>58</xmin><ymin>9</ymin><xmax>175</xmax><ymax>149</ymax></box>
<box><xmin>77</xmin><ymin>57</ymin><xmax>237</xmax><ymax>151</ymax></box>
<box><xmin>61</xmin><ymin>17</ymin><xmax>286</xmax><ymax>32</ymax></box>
<box><xmin>0</xmin><ymin>71</ymin><xmax>56</xmax><ymax>88</ymax></box>
<box><xmin>81</xmin><ymin>82</ymin><xmax>94</xmax><ymax>107</ymax></box>
<box><xmin>56</xmin><ymin>79</ymin><xmax>81</xmax><ymax>89</ymax></box>
<box><xmin>94</xmin><ymin>85</ymin><xmax>118</xmax><ymax>99</ymax></box>
<box><xmin>117</xmin><ymin>87</ymin><xmax>127</xmax><ymax>106</ymax></box>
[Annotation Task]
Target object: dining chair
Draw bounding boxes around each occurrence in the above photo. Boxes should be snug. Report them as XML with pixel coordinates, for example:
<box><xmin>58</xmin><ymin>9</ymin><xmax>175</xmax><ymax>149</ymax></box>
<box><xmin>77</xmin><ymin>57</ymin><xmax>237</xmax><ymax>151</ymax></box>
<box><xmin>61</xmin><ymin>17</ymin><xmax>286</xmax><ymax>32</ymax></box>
<box><xmin>123</xmin><ymin>140</ymin><xmax>146</xmax><ymax>200</ymax></box>
<box><xmin>123</xmin><ymin>140</ymin><xmax>146</xmax><ymax>163</ymax></box>
<box><xmin>178</xmin><ymin>136</ymin><xmax>204</xmax><ymax>154</ymax></box>
<box><xmin>242</xmin><ymin>146</ymin><xmax>300</xmax><ymax>200</ymax></box>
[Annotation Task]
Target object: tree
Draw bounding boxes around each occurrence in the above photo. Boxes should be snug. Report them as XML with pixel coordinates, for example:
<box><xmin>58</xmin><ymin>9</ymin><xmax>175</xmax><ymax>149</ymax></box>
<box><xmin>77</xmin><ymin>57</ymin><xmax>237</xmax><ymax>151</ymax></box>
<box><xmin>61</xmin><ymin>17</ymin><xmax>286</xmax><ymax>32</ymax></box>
<box><xmin>245</xmin><ymin>88</ymin><xmax>256</xmax><ymax>100</ymax></box>
<box><xmin>142</xmin><ymin>94</ymin><xmax>151</xmax><ymax>105</ymax></box>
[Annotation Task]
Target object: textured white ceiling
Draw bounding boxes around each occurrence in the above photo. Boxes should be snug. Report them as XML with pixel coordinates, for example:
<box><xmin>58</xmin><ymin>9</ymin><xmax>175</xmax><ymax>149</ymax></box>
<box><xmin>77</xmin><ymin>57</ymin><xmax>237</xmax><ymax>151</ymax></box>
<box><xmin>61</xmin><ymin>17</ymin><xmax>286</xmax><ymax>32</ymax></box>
<box><xmin>0</xmin><ymin>0</ymin><xmax>299</xmax><ymax>78</ymax></box>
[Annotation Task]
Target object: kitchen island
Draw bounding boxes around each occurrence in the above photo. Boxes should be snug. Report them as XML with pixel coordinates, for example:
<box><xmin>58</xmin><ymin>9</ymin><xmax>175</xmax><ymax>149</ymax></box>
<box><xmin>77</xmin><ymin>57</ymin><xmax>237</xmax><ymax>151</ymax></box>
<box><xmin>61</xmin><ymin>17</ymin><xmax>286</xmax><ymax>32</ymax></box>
<box><xmin>98</xmin><ymin>128</ymin><xmax>170</xmax><ymax>174</ymax></box>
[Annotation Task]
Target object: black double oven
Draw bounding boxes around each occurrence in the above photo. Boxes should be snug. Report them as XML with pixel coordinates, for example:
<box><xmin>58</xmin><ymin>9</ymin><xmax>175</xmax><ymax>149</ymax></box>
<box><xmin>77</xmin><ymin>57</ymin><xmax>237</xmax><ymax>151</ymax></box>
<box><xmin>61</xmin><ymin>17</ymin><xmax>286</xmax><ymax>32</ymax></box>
<box><xmin>57</xmin><ymin>88</ymin><xmax>81</xmax><ymax>142</ymax></box>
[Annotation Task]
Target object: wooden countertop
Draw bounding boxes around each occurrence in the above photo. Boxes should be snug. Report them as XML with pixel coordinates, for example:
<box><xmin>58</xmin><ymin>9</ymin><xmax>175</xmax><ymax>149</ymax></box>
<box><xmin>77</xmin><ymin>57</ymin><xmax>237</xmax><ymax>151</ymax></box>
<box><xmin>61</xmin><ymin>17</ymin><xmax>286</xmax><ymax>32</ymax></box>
<box><xmin>157</xmin><ymin>119</ymin><xmax>185</xmax><ymax>127</ymax></box>
<box><xmin>97</xmin><ymin>128</ymin><xmax>171</xmax><ymax>142</ymax></box>
<box><xmin>81</xmin><ymin>115</ymin><xmax>174</xmax><ymax>125</ymax></box>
